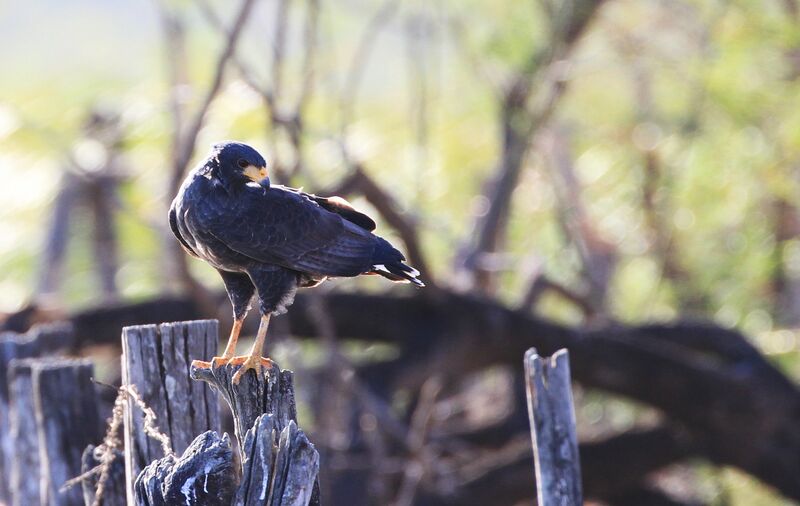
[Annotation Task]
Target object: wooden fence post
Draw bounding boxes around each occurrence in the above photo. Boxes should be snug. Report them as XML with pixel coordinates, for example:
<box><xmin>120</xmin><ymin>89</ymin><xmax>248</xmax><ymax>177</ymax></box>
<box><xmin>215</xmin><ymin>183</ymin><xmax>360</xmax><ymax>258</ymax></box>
<box><xmin>0</xmin><ymin>323</ymin><xmax>74</xmax><ymax>504</ymax></box>
<box><xmin>192</xmin><ymin>361</ymin><xmax>321</xmax><ymax>506</ymax></box>
<box><xmin>191</xmin><ymin>359</ymin><xmax>298</xmax><ymax>452</ymax></box>
<box><xmin>524</xmin><ymin>348</ymin><xmax>583</xmax><ymax>506</ymax></box>
<box><xmin>121</xmin><ymin>320</ymin><xmax>220</xmax><ymax>504</ymax></box>
<box><xmin>8</xmin><ymin>359</ymin><xmax>40</xmax><ymax>506</ymax></box>
<box><xmin>35</xmin><ymin>359</ymin><xmax>103</xmax><ymax>506</ymax></box>
<box><xmin>133</xmin><ymin>358</ymin><xmax>321</xmax><ymax>505</ymax></box>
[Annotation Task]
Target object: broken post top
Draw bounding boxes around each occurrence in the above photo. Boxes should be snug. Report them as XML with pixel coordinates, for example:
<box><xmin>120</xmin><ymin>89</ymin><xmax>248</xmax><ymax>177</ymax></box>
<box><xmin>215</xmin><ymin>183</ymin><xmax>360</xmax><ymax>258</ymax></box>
<box><xmin>0</xmin><ymin>322</ymin><xmax>74</xmax><ymax>397</ymax></box>
<box><xmin>191</xmin><ymin>359</ymin><xmax>297</xmax><ymax>452</ymax></box>
<box><xmin>524</xmin><ymin>347</ymin><xmax>583</xmax><ymax>506</ymax></box>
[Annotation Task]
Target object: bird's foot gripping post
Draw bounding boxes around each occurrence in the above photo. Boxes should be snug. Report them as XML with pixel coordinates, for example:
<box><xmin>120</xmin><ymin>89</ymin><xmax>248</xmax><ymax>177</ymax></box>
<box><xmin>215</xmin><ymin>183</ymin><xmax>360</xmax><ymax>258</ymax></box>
<box><xmin>200</xmin><ymin>355</ymin><xmax>275</xmax><ymax>383</ymax></box>
<box><xmin>193</xmin><ymin>314</ymin><xmax>274</xmax><ymax>385</ymax></box>
<box><xmin>190</xmin><ymin>356</ymin><xmax>293</xmax><ymax>452</ymax></box>
<box><xmin>190</xmin><ymin>352</ymin><xmax>322</xmax><ymax>506</ymax></box>
<box><xmin>131</xmin><ymin>320</ymin><xmax>319</xmax><ymax>506</ymax></box>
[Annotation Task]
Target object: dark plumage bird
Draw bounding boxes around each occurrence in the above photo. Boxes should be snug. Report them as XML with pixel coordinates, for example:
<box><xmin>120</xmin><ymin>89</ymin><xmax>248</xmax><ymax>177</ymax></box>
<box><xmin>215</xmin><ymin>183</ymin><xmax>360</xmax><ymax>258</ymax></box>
<box><xmin>170</xmin><ymin>141</ymin><xmax>423</xmax><ymax>383</ymax></box>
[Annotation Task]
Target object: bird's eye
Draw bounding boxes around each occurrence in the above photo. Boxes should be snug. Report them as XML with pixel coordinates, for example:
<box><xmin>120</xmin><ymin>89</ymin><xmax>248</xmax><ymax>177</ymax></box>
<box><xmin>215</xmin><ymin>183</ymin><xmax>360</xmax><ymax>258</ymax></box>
<box><xmin>237</xmin><ymin>159</ymin><xmax>249</xmax><ymax>169</ymax></box>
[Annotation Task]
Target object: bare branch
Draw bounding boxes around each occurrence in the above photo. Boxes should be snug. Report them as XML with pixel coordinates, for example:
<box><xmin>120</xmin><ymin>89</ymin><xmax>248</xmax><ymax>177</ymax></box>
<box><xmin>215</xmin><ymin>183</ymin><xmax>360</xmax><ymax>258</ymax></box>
<box><xmin>169</xmin><ymin>0</ymin><xmax>260</xmax><ymax>196</ymax></box>
<box><xmin>283</xmin><ymin>0</ymin><xmax>321</xmax><ymax>181</ymax></box>
<box><xmin>444</xmin><ymin>15</ymin><xmax>504</xmax><ymax>99</ymax></box>
<box><xmin>404</xmin><ymin>10</ymin><xmax>432</xmax><ymax>204</ymax></box>
<box><xmin>518</xmin><ymin>270</ymin><xmax>594</xmax><ymax>317</ymax></box>
<box><xmin>392</xmin><ymin>377</ymin><xmax>443</xmax><ymax>506</ymax></box>
<box><xmin>295</xmin><ymin>0</ymin><xmax>320</xmax><ymax>113</ymax></box>
<box><xmin>539</xmin><ymin>127</ymin><xmax>617</xmax><ymax>315</ymax></box>
<box><xmin>154</xmin><ymin>2</ymin><xmax>189</xmax><ymax>170</ymax></box>
<box><xmin>196</xmin><ymin>0</ymin><xmax>320</xmax><ymax>185</ymax></box>
<box><xmin>271</xmin><ymin>0</ymin><xmax>291</xmax><ymax>106</ymax></box>
<box><xmin>457</xmin><ymin>0</ymin><xmax>607</xmax><ymax>292</ymax></box>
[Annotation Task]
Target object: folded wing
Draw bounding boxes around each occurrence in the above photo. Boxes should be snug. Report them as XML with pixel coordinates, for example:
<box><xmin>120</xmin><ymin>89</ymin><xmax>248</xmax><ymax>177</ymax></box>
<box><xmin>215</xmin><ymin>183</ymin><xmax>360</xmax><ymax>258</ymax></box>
<box><xmin>200</xmin><ymin>186</ymin><xmax>378</xmax><ymax>276</ymax></box>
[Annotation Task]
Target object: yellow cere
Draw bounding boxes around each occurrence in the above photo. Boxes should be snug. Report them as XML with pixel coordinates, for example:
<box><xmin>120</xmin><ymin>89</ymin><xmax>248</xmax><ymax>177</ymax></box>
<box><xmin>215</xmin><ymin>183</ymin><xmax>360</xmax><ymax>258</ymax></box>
<box><xmin>243</xmin><ymin>164</ymin><xmax>268</xmax><ymax>183</ymax></box>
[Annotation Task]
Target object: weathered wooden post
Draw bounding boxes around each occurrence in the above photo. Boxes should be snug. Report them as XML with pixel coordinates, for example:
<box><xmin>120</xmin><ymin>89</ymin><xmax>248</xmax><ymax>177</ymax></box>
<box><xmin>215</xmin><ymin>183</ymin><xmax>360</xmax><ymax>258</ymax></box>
<box><xmin>131</xmin><ymin>340</ymin><xmax>320</xmax><ymax>505</ymax></box>
<box><xmin>7</xmin><ymin>358</ymin><xmax>102</xmax><ymax>506</ymax></box>
<box><xmin>524</xmin><ymin>348</ymin><xmax>583</xmax><ymax>506</ymax></box>
<box><xmin>191</xmin><ymin>359</ymin><xmax>298</xmax><ymax>452</ymax></box>
<box><xmin>120</xmin><ymin>319</ymin><xmax>319</xmax><ymax>505</ymax></box>
<box><xmin>121</xmin><ymin>320</ymin><xmax>221</xmax><ymax>503</ymax></box>
<box><xmin>191</xmin><ymin>360</ymin><xmax>321</xmax><ymax>505</ymax></box>
<box><xmin>35</xmin><ymin>359</ymin><xmax>103</xmax><ymax>506</ymax></box>
<box><xmin>0</xmin><ymin>323</ymin><xmax>74</xmax><ymax>503</ymax></box>
<box><xmin>8</xmin><ymin>359</ymin><xmax>40</xmax><ymax>506</ymax></box>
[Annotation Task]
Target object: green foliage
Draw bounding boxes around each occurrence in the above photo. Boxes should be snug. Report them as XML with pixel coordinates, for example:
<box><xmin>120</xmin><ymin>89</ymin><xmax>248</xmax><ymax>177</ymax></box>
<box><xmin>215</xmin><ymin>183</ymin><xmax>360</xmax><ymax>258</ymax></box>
<box><xmin>3</xmin><ymin>0</ymin><xmax>800</xmax><ymax>501</ymax></box>
<box><xmin>1</xmin><ymin>0</ymin><xmax>799</xmax><ymax>328</ymax></box>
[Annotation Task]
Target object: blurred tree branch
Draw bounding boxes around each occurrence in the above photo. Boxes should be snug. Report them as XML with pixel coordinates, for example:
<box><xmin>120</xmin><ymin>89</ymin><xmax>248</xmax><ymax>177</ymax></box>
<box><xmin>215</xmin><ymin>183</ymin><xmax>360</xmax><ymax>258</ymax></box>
<box><xmin>616</xmin><ymin>31</ymin><xmax>711</xmax><ymax>316</ymax></box>
<box><xmin>197</xmin><ymin>0</ymin><xmax>320</xmax><ymax>184</ymax></box>
<box><xmin>168</xmin><ymin>0</ymin><xmax>259</xmax><ymax>195</ymax></box>
<box><xmin>340</xmin><ymin>0</ymin><xmax>401</xmax><ymax>135</ymax></box>
<box><xmin>456</xmin><ymin>0</ymin><xmax>608</xmax><ymax>292</ymax></box>
<box><xmin>538</xmin><ymin>126</ymin><xmax>618</xmax><ymax>318</ymax></box>
<box><xmin>154</xmin><ymin>0</ymin><xmax>258</xmax><ymax>313</ymax></box>
<box><xmin>416</xmin><ymin>426</ymin><xmax>698</xmax><ymax>505</ymax></box>
<box><xmin>518</xmin><ymin>268</ymin><xmax>595</xmax><ymax>317</ymax></box>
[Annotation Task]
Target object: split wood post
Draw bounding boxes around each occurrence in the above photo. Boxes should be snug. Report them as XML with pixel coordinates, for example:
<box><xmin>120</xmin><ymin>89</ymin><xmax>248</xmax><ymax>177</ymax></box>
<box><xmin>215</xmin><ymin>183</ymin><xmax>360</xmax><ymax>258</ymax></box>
<box><xmin>36</xmin><ymin>359</ymin><xmax>103</xmax><ymax>506</ymax></box>
<box><xmin>0</xmin><ymin>323</ymin><xmax>74</xmax><ymax>504</ymax></box>
<box><xmin>192</xmin><ymin>359</ymin><xmax>298</xmax><ymax>452</ymax></box>
<box><xmin>121</xmin><ymin>320</ymin><xmax>220</xmax><ymax>504</ymax></box>
<box><xmin>524</xmin><ymin>348</ymin><xmax>583</xmax><ymax>506</ymax></box>
<box><xmin>192</xmin><ymin>360</ymin><xmax>320</xmax><ymax>506</ymax></box>
<box><xmin>133</xmin><ymin>430</ymin><xmax>237</xmax><ymax>505</ymax></box>
<box><xmin>133</xmin><ymin>358</ymin><xmax>321</xmax><ymax>506</ymax></box>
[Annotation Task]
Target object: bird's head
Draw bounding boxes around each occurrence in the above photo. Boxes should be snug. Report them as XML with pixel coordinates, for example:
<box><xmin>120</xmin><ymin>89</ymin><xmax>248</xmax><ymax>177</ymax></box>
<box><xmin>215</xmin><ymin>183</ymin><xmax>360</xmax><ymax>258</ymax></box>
<box><xmin>209</xmin><ymin>141</ymin><xmax>269</xmax><ymax>188</ymax></box>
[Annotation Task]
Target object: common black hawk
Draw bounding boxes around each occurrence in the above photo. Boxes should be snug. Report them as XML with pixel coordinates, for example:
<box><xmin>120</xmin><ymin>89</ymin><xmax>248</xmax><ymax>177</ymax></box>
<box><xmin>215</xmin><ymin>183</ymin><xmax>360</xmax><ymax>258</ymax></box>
<box><xmin>170</xmin><ymin>141</ymin><xmax>423</xmax><ymax>383</ymax></box>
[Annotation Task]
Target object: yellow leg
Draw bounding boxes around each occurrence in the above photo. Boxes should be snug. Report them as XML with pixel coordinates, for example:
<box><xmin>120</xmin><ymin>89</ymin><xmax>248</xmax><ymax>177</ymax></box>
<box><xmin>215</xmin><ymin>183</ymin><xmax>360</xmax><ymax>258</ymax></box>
<box><xmin>231</xmin><ymin>314</ymin><xmax>273</xmax><ymax>385</ymax></box>
<box><xmin>222</xmin><ymin>318</ymin><xmax>243</xmax><ymax>358</ymax></box>
<box><xmin>207</xmin><ymin>318</ymin><xmax>244</xmax><ymax>369</ymax></box>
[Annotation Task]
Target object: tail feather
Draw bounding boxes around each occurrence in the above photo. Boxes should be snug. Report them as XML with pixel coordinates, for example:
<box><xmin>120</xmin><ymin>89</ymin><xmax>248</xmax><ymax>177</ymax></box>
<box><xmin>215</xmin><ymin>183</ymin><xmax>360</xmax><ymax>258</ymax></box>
<box><xmin>370</xmin><ymin>236</ymin><xmax>424</xmax><ymax>287</ymax></box>
<box><xmin>372</xmin><ymin>263</ymin><xmax>425</xmax><ymax>287</ymax></box>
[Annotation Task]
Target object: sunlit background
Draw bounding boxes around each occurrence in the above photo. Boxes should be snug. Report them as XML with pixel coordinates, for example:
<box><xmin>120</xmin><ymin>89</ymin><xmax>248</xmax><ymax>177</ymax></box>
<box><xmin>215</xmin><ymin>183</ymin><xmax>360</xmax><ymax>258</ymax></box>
<box><xmin>2</xmin><ymin>0</ymin><xmax>800</xmax><ymax>504</ymax></box>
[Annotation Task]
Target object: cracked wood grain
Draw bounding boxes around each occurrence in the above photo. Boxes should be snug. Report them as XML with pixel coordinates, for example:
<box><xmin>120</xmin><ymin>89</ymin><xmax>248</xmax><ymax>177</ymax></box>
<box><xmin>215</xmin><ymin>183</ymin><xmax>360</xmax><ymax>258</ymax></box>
<box><xmin>121</xmin><ymin>320</ymin><xmax>220</xmax><ymax>504</ymax></box>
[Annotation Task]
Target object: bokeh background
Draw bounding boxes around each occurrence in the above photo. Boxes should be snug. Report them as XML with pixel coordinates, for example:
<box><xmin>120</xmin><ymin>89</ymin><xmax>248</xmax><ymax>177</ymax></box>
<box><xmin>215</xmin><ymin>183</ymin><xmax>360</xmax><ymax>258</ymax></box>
<box><xmin>2</xmin><ymin>0</ymin><xmax>800</xmax><ymax>504</ymax></box>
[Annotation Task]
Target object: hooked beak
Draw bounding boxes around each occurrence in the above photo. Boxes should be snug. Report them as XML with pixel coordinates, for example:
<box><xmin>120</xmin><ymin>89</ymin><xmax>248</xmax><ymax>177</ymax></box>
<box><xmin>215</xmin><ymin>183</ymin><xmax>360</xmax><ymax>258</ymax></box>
<box><xmin>242</xmin><ymin>164</ymin><xmax>269</xmax><ymax>185</ymax></box>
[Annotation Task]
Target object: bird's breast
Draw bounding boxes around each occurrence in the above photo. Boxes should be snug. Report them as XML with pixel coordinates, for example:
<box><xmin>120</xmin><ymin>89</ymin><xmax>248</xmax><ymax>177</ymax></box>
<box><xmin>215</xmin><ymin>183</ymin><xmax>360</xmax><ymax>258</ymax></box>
<box><xmin>175</xmin><ymin>187</ymin><xmax>246</xmax><ymax>272</ymax></box>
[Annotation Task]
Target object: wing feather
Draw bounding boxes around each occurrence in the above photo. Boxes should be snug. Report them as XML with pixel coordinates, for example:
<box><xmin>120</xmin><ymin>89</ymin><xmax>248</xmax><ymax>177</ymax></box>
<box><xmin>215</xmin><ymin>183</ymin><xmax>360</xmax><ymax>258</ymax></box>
<box><xmin>306</xmin><ymin>195</ymin><xmax>376</xmax><ymax>231</ymax></box>
<box><xmin>169</xmin><ymin>201</ymin><xmax>199</xmax><ymax>257</ymax></box>
<box><xmin>199</xmin><ymin>184</ymin><xmax>377</xmax><ymax>276</ymax></box>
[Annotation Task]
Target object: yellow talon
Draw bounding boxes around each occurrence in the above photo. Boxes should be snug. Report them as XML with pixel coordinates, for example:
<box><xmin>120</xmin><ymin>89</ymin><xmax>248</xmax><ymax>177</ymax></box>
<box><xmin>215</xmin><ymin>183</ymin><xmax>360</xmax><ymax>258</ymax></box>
<box><xmin>230</xmin><ymin>355</ymin><xmax>273</xmax><ymax>384</ymax></box>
